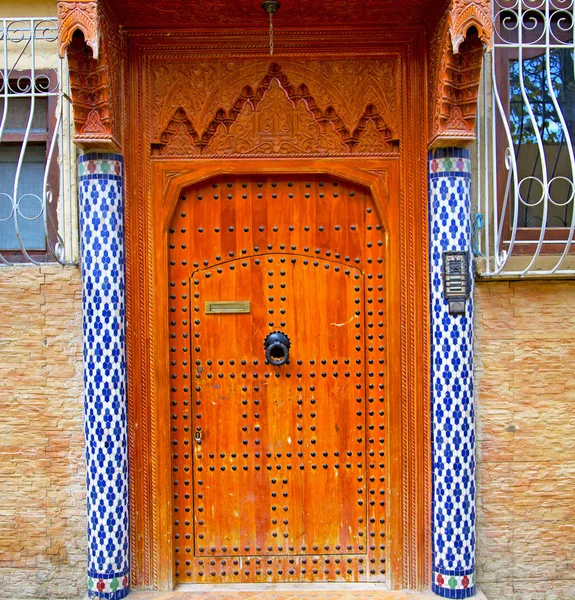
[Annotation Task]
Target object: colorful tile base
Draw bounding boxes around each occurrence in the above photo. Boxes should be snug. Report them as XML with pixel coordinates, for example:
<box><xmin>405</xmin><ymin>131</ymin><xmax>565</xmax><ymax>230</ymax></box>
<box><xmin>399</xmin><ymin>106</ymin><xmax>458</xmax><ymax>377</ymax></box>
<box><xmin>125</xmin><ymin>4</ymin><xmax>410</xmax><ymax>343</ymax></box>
<box><xmin>432</xmin><ymin>569</ymin><xmax>475</xmax><ymax>598</ymax></box>
<box><xmin>88</xmin><ymin>571</ymin><xmax>130</xmax><ymax>599</ymax></box>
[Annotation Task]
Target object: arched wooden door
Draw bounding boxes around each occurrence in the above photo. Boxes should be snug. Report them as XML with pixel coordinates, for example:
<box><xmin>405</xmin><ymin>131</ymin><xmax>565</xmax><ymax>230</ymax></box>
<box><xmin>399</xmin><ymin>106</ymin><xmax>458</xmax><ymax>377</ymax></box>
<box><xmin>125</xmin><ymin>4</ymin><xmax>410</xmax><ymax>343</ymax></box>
<box><xmin>168</xmin><ymin>174</ymin><xmax>388</xmax><ymax>584</ymax></box>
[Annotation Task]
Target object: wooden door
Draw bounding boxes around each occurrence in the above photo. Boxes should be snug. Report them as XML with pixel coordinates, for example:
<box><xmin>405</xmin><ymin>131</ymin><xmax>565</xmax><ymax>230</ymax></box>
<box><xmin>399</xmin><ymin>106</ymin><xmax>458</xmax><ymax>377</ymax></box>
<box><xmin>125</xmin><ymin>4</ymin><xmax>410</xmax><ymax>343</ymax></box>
<box><xmin>169</xmin><ymin>174</ymin><xmax>387</xmax><ymax>584</ymax></box>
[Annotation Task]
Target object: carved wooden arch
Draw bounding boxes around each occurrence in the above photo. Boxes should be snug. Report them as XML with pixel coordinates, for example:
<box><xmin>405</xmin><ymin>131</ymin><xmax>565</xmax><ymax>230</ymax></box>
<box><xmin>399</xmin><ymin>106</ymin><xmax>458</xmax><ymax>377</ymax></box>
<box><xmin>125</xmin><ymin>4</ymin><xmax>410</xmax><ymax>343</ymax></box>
<box><xmin>58</xmin><ymin>0</ymin><xmax>100</xmax><ymax>58</ymax></box>
<box><xmin>429</xmin><ymin>0</ymin><xmax>493</xmax><ymax>148</ymax></box>
<box><xmin>58</xmin><ymin>0</ymin><xmax>125</xmax><ymax>150</ymax></box>
<box><xmin>152</xmin><ymin>61</ymin><xmax>399</xmax><ymax>157</ymax></box>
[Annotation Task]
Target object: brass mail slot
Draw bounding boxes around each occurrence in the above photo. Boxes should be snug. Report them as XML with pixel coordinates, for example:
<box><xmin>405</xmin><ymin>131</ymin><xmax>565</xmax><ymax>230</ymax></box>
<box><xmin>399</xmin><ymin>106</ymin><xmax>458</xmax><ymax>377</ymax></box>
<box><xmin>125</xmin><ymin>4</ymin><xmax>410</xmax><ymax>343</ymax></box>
<box><xmin>205</xmin><ymin>301</ymin><xmax>251</xmax><ymax>314</ymax></box>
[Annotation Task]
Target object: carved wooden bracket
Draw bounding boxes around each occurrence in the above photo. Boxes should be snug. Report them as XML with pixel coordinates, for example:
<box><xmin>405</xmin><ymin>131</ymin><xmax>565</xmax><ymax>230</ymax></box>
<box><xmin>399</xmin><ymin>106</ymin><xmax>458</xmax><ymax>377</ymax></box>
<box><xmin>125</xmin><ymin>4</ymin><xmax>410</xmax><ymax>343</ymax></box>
<box><xmin>429</xmin><ymin>0</ymin><xmax>492</xmax><ymax>149</ymax></box>
<box><xmin>58</xmin><ymin>0</ymin><xmax>99</xmax><ymax>59</ymax></box>
<box><xmin>58</xmin><ymin>0</ymin><xmax>125</xmax><ymax>151</ymax></box>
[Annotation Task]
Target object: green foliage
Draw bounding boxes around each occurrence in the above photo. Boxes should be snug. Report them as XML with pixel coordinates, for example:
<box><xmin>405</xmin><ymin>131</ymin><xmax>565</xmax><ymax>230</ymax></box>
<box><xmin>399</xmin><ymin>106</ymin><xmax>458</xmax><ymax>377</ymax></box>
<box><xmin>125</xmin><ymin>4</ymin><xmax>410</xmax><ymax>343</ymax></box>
<box><xmin>510</xmin><ymin>48</ymin><xmax>575</xmax><ymax>145</ymax></box>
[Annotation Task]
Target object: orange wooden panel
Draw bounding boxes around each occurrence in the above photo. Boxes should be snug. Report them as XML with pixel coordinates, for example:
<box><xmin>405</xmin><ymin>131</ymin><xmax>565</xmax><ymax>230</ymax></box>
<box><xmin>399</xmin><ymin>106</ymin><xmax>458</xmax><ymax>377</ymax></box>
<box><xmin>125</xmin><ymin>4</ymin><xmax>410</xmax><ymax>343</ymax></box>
<box><xmin>168</xmin><ymin>175</ymin><xmax>387</xmax><ymax>584</ymax></box>
<box><xmin>191</xmin><ymin>256</ymin><xmax>366</xmax><ymax>557</ymax></box>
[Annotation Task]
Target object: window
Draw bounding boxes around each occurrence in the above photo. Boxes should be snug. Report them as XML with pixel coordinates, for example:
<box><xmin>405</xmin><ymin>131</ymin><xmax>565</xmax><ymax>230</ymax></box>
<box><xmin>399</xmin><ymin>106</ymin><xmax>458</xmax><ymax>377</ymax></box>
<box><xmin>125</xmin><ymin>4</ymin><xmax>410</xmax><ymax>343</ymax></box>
<box><xmin>0</xmin><ymin>18</ymin><xmax>78</xmax><ymax>266</ymax></box>
<box><xmin>0</xmin><ymin>78</ymin><xmax>55</xmax><ymax>255</ymax></box>
<box><xmin>508</xmin><ymin>38</ymin><xmax>575</xmax><ymax>229</ymax></box>
<box><xmin>476</xmin><ymin>1</ymin><xmax>575</xmax><ymax>276</ymax></box>
<box><xmin>0</xmin><ymin>144</ymin><xmax>48</xmax><ymax>251</ymax></box>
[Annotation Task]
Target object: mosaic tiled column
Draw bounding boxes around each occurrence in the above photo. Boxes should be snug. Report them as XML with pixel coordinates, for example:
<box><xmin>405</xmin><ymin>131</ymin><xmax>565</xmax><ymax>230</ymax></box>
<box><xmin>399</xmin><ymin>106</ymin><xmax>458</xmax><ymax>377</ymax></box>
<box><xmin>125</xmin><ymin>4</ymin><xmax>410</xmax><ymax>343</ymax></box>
<box><xmin>79</xmin><ymin>153</ymin><xmax>130</xmax><ymax>599</ymax></box>
<box><xmin>429</xmin><ymin>148</ymin><xmax>475</xmax><ymax>598</ymax></box>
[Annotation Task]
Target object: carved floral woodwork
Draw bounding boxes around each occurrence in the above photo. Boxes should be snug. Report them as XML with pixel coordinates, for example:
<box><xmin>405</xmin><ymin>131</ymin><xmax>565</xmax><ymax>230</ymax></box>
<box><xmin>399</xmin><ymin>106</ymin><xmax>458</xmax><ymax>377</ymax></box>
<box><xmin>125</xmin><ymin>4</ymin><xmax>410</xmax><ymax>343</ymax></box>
<box><xmin>205</xmin><ymin>79</ymin><xmax>350</xmax><ymax>155</ymax></box>
<box><xmin>152</xmin><ymin>61</ymin><xmax>398</xmax><ymax>157</ymax></box>
<box><xmin>58</xmin><ymin>0</ymin><xmax>124</xmax><ymax>150</ymax></box>
<box><xmin>449</xmin><ymin>0</ymin><xmax>492</xmax><ymax>53</ymax></box>
<box><xmin>429</xmin><ymin>0</ymin><xmax>492</xmax><ymax>148</ymax></box>
<box><xmin>58</xmin><ymin>0</ymin><xmax>492</xmax><ymax>152</ymax></box>
<box><xmin>157</xmin><ymin>108</ymin><xmax>200</xmax><ymax>157</ymax></box>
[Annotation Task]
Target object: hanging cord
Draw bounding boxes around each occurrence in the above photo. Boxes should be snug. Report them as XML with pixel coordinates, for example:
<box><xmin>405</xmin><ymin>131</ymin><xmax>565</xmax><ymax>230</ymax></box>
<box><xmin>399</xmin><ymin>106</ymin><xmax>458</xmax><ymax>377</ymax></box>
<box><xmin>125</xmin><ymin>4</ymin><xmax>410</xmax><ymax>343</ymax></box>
<box><xmin>261</xmin><ymin>1</ymin><xmax>280</xmax><ymax>56</ymax></box>
<box><xmin>269</xmin><ymin>11</ymin><xmax>274</xmax><ymax>56</ymax></box>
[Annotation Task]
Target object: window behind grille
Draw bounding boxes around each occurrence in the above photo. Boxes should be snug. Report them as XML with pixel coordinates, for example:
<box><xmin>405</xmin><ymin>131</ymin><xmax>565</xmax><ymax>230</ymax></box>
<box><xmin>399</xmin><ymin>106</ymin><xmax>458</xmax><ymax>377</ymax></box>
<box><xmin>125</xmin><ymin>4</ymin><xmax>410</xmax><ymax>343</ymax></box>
<box><xmin>0</xmin><ymin>91</ymin><xmax>50</xmax><ymax>251</ymax></box>
<box><xmin>475</xmin><ymin>1</ymin><xmax>575</xmax><ymax>276</ymax></box>
<box><xmin>0</xmin><ymin>17</ymin><xmax>79</xmax><ymax>266</ymax></box>
<box><xmin>509</xmin><ymin>47</ymin><xmax>575</xmax><ymax>228</ymax></box>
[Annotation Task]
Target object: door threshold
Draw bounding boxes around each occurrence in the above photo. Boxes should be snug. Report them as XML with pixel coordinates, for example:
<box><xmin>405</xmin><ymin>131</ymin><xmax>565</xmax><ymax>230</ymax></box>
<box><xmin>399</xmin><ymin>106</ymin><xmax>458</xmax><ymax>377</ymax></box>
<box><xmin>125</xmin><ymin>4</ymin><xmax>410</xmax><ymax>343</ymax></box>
<box><xmin>178</xmin><ymin>583</ymin><xmax>390</xmax><ymax>591</ymax></box>
<box><xmin>127</xmin><ymin>586</ymin><xmax>488</xmax><ymax>599</ymax></box>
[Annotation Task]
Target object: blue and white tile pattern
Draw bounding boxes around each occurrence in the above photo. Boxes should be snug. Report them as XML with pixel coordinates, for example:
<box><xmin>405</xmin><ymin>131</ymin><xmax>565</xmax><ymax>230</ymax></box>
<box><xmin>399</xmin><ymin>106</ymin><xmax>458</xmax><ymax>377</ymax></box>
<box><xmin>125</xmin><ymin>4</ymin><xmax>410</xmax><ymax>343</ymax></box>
<box><xmin>429</xmin><ymin>148</ymin><xmax>475</xmax><ymax>598</ymax></box>
<box><xmin>79</xmin><ymin>153</ymin><xmax>130</xmax><ymax>599</ymax></box>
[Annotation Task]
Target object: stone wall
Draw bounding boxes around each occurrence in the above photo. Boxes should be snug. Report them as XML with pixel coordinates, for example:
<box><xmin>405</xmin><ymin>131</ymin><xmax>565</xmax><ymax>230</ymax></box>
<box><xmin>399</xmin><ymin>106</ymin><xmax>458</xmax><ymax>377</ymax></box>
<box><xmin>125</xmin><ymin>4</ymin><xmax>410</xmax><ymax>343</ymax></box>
<box><xmin>475</xmin><ymin>280</ymin><xmax>575</xmax><ymax>600</ymax></box>
<box><xmin>0</xmin><ymin>266</ymin><xmax>85</xmax><ymax>600</ymax></box>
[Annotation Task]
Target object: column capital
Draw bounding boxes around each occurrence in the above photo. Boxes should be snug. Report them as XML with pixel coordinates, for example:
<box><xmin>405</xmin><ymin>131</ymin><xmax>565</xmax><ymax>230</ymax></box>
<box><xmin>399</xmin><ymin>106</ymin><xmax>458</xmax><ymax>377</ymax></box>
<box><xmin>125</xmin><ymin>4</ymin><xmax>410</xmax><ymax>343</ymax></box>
<box><xmin>58</xmin><ymin>0</ymin><xmax>125</xmax><ymax>152</ymax></box>
<box><xmin>428</xmin><ymin>0</ymin><xmax>493</xmax><ymax>149</ymax></box>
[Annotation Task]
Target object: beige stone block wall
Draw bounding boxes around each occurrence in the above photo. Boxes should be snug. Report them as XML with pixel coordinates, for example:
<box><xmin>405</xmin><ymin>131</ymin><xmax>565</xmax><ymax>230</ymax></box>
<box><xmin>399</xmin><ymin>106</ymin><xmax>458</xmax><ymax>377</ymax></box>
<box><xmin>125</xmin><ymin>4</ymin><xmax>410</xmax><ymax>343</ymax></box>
<box><xmin>0</xmin><ymin>266</ymin><xmax>85</xmax><ymax>599</ymax></box>
<box><xmin>475</xmin><ymin>280</ymin><xmax>575</xmax><ymax>600</ymax></box>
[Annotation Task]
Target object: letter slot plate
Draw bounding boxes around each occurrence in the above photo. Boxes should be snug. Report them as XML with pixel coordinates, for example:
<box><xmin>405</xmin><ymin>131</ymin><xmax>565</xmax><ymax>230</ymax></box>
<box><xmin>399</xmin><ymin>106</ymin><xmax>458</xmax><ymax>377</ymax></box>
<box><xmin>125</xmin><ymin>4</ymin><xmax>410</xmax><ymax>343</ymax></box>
<box><xmin>205</xmin><ymin>301</ymin><xmax>251</xmax><ymax>314</ymax></box>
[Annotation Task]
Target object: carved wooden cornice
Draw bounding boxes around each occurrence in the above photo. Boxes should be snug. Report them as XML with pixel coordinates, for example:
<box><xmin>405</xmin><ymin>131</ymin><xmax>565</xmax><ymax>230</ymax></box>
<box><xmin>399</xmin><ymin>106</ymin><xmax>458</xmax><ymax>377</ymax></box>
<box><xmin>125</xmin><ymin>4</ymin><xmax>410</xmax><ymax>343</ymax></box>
<box><xmin>428</xmin><ymin>0</ymin><xmax>492</xmax><ymax>149</ymax></box>
<box><xmin>150</xmin><ymin>60</ymin><xmax>399</xmax><ymax>158</ymax></box>
<box><xmin>58</xmin><ymin>0</ymin><xmax>125</xmax><ymax>151</ymax></box>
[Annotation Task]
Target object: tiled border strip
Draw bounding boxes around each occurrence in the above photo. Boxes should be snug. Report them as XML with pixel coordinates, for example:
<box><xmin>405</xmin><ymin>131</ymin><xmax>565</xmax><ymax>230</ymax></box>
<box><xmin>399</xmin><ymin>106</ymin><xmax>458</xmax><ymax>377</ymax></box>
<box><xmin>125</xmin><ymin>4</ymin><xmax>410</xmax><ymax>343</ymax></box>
<box><xmin>88</xmin><ymin>570</ymin><xmax>130</xmax><ymax>599</ymax></box>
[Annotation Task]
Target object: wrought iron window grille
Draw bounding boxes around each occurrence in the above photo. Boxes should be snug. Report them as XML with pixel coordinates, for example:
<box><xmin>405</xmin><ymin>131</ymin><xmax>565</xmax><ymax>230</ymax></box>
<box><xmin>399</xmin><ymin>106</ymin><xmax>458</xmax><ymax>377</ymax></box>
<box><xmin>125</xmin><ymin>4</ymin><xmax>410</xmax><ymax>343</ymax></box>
<box><xmin>0</xmin><ymin>17</ymin><xmax>78</xmax><ymax>266</ymax></box>
<box><xmin>475</xmin><ymin>0</ymin><xmax>575</xmax><ymax>277</ymax></box>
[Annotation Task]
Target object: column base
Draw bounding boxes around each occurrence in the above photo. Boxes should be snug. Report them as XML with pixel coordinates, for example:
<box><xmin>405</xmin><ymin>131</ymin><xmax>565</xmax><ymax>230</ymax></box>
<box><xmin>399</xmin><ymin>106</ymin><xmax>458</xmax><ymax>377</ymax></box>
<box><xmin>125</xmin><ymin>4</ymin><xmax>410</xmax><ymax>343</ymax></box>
<box><xmin>432</xmin><ymin>568</ymin><xmax>475</xmax><ymax>598</ymax></box>
<box><xmin>88</xmin><ymin>570</ymin><xmax>130</xmax><ymax>599</ymax></box>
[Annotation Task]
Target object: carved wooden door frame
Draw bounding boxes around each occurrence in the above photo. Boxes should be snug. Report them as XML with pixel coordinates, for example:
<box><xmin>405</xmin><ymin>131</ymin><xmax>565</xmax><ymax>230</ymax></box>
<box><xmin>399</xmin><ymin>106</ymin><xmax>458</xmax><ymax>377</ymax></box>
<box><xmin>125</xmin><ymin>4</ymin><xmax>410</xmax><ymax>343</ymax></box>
<box><xmin>124</xmin><ymin>29</ymin><xmax>430</xmax><ymax>592</ymax></box>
